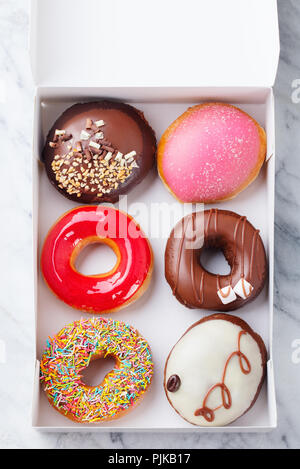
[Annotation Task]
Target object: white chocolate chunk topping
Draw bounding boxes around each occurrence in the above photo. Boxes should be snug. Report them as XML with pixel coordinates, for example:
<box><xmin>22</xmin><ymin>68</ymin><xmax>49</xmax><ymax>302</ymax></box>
<box><xmin>95</xmin><ymin>120</ymin><xmax>105</xmax><ymax>127</ymax></box>
<box><xmin>80</xmin><ymin>130</ymin><xmax>91</xmax><ymax>140</ymax></box>
<box><xmin>124</xmin><ymin>151</ymin><xmax>137</xmax><ymax>160</ymax></box>
<box><xmin>217</xmin><ymin>286</ymin><xmax>236</xmax><ymax>305</ymax></box>
<box><xmin>104</xmin><ymin>152</ymin><xmax>113</xmax><ymax>161</ymax></box>
<box><xmin>115</xmin><ymin>152</ymin><xmax>123</xmax><ymax>161</ymax></box>
<box><xmin>89</xmin><ymin>141</ymin><xmax>101</xmax><ymax>150</ymax></box>
<box><xmin>55</xmin><ymin>129</ymin><xmax>66</xmax><ymax>136</ymax></box>
<box><xmin>233</xmin><ymin>278</ymin><xmax>253</xmax><ymax>299</ymax></box>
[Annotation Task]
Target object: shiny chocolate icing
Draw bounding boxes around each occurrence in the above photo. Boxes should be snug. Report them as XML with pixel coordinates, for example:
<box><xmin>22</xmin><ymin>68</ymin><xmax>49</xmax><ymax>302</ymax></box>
<box><xmin>43</xmin><ymin>101</ymin><xmax>156</xmax><ymax>203</ymax></box>
<box><xmin>165</xmin><ymin>209</ymin><xmax>267</xmax><ymax>312</ymax></box>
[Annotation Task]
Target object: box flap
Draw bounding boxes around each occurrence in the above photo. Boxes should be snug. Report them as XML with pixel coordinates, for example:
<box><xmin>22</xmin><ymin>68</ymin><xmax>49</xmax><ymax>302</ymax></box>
<box><xmin>30</xmin><ymin>0</ymin><xmax>279</xmax><ymax>88</ymax></box>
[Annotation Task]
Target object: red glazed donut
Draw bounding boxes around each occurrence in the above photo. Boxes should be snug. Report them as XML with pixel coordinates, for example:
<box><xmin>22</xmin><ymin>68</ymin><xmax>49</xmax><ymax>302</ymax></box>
<box><xmin>41</xmin><ymin>206</ymin><xmax>153</xmax><ymax>313</ymax></box>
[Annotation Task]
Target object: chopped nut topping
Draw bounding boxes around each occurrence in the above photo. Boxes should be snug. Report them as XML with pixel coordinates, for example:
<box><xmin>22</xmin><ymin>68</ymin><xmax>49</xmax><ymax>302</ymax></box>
<box><xmin>86</xmin><ymin>118</ymin><xmax>93</xmax><ymax>129</ymax></box>
<box><xmin>50</xmin><ymin>116</ymin><xmax>139</xmax><ymax>198</ymax></box>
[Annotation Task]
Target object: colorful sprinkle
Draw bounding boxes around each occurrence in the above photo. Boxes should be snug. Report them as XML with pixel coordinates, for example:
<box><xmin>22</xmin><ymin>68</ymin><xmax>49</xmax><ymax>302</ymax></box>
<box><xmin>40</xmin><ymin>317</ymin><xmax>154</xmax><ymax>423</ymax></box>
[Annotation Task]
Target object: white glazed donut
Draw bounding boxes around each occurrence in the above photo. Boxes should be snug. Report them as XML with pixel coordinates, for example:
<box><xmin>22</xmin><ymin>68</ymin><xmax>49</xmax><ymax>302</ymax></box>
<box><xmin>164</xmin><ymin>314</ymin><xmax>267</xmax><ymax>427</ymax></box>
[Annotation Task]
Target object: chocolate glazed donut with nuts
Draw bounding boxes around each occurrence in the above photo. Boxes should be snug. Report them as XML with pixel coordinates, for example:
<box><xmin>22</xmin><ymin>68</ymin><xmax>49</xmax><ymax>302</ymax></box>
<box><xmin>42</xmin><ymin>101</ymin><xmax>156</xmax><ymax>204</ymax></box>
<box><xmin>165</xmin><ymin>209</ymin><xmax>267</xmax><ymax>312</ymax></box>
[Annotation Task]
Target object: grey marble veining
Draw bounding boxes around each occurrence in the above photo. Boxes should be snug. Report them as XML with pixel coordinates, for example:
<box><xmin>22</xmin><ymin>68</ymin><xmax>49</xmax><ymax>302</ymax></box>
<box><xmin>0</xmin><ymin>0</ymin><xmax>300</xmax><ymax>449</ymax></box>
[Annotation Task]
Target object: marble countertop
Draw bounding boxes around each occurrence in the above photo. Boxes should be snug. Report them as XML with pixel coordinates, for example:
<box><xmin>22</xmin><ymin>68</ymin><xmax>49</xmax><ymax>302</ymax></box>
<box><xmin>1</xmin><ymin>0</ymin><xmax>300</xmax><ymax>449</ymax></box>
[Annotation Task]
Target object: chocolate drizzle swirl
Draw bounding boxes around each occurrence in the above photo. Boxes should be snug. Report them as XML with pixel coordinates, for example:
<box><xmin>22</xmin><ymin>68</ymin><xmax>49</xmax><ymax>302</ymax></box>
<box><xmin>194</xmin><ymin>331</ymin><xmax>251</xmax><ymax>422</ymax></box>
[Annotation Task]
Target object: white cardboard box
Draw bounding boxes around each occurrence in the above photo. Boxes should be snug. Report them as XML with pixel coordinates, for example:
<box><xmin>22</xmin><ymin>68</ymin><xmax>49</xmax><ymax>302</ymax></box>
<box><xmin>30</xmin><ymin>0</ymin><xmax>279</xmax><ymax>431</ymax></box>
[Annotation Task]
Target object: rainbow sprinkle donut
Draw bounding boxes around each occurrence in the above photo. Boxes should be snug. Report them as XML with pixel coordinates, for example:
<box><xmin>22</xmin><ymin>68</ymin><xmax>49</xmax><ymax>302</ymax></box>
<box><xmin>40</xmin><ymin>317</ymin><xmax>154</xmax><ymax>423</ymax></box>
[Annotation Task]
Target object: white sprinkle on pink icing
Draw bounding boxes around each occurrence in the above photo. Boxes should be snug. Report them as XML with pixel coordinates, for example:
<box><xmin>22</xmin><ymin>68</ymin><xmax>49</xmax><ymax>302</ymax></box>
<box><xmin>162</xmin><ymin>104</ymin><xmax>262</xmax><ymax>202</ymax></box>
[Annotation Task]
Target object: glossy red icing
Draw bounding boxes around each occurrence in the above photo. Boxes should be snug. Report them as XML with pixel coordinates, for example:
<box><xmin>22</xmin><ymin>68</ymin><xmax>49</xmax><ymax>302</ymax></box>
<box><xmin>41</xmin><ymin>206</ymin><xmax>153</xmax><ymax>313</ymax></box>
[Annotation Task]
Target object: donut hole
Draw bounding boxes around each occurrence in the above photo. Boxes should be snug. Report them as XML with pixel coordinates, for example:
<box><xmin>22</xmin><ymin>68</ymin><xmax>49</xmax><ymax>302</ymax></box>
<box><xmin>75</xmin><ymin>242</ymin><xmax>118</xmax><ymax>276</ymax></box>
<box><xmin>81</xmin><ymin>355</ymin><xmax>116</xmax><ymax>387</ymax></box>
<box><xmin>200</xmin><ymin>247</ymin><xmax>231</xmax><ymax>276</ymax></box>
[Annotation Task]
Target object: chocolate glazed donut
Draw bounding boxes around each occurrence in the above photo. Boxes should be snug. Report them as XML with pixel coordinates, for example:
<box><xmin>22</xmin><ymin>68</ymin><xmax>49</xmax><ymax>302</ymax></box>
<box><xmin>42</xmin><ymin>101</ymin><xmax>156</xmax><ymax>204</ymax></box>
<box><xmin>165</xmin><ymin>209</ymin><xmax>267</xmax><ymax>312</ymax></box>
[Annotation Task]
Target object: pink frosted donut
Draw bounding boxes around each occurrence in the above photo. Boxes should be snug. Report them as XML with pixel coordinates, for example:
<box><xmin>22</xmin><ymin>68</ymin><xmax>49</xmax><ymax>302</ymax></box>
<box><xmin>157</xmin><ymin>103</ymin><xmax>266</xmax><ymax>203</ymax></box>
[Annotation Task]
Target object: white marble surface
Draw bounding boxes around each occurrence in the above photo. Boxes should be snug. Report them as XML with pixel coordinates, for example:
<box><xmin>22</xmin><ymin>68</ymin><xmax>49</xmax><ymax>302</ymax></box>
<box><xmin>0</xmin><ymin>0</ymin><xmax>300</xmax><ymax>449</ymax></box>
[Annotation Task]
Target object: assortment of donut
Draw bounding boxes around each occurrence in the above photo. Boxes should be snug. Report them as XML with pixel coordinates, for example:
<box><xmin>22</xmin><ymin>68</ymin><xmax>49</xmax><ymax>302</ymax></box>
<box><xmin>39</xmin><ymin>100</ymin><xmax>270</xmax><ymax>427</ymax></box>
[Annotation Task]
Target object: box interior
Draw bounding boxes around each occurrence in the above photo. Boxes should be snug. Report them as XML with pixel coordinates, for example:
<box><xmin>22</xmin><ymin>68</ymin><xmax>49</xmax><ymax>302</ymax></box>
<box><xmin>32</xmin><ymin>86</ymin><xmax>276</xmax><ymax>431</ymax></box>
<box><xmin>30</xmin><ymin>0</ymin><xmax>279</xmax><ymax>88</ymax></box>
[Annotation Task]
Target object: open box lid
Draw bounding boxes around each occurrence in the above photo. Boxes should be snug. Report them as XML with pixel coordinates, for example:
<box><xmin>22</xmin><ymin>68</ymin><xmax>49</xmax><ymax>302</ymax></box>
<box><xmin>30</xmin><ymin>0</ymin><xmax>279</xmax><ymax>88</ymax></box>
